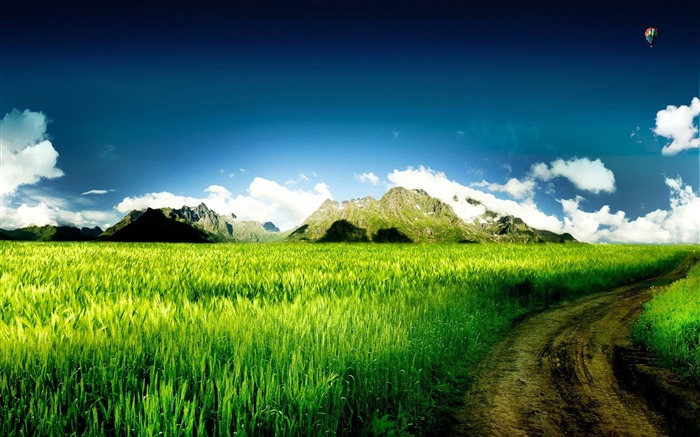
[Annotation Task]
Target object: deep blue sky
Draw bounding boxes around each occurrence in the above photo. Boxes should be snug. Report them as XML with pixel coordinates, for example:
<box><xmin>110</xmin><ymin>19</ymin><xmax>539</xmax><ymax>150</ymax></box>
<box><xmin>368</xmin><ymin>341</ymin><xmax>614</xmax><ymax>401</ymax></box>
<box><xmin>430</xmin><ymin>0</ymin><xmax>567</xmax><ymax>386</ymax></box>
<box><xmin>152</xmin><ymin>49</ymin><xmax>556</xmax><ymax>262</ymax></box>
<box><xmin>1</xmin><ymin>1</ymin><xmax>698</xmax><ymax>241</ymax></box>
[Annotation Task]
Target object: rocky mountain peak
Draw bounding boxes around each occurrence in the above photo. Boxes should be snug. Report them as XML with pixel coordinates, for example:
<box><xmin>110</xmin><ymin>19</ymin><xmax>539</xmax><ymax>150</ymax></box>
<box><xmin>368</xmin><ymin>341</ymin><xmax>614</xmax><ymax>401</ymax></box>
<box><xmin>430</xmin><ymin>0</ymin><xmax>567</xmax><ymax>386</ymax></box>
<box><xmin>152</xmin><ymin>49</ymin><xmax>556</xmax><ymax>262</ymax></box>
<box><xmin>319</xmin><ymin>199</ymin><xmax>338</xmax><ymax>209</ymax></box>
<box><xmin>262</xmin><ymin>221</ymin><xmax>280</xmax><ymax>232</ymax></box>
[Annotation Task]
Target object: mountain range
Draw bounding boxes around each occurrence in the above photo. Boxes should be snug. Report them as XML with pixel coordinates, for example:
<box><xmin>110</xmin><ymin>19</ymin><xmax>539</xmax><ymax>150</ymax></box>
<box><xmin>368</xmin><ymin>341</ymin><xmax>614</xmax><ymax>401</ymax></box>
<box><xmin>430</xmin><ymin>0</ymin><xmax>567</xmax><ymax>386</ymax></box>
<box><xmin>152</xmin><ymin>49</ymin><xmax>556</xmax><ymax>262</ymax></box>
<box><xmin>1</xmin><ymin>188</ymin><xmax>575</xmax><ymax>243</ymax></box>
<box><xmin>288</xmin><ymin>187</ymin><xmax>574</xmax><ymax>243</ymax></box>
<box><xmin>100</xmin><ymin>203</ymin><xmax>286</xmax><ymax>242</ymax></box>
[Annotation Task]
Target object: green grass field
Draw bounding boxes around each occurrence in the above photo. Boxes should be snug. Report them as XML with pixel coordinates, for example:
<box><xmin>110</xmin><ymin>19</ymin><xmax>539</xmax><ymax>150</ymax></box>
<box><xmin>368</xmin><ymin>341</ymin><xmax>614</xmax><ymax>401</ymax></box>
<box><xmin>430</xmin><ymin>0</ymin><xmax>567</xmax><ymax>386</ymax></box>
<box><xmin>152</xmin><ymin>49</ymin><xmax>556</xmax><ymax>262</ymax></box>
<box><xmin>634</xmin><ymin>261</ymin><xmax>700</xmax><ymax>385</ymax></box>
<box><xmin>1</xmin><ymin>242</ymin><xmax>696</xmax><ymax>435</ymax></box>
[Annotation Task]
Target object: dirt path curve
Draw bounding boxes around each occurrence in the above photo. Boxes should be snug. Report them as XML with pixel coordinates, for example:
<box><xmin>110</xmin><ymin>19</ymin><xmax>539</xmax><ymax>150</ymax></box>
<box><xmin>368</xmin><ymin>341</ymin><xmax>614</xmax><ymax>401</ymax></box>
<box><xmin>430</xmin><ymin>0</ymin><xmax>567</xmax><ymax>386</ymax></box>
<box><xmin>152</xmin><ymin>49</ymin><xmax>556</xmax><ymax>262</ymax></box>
<box><xmin>453</xmin><ymin>262</ymin><xmax>695</xmax><ymax>436</ymax></box>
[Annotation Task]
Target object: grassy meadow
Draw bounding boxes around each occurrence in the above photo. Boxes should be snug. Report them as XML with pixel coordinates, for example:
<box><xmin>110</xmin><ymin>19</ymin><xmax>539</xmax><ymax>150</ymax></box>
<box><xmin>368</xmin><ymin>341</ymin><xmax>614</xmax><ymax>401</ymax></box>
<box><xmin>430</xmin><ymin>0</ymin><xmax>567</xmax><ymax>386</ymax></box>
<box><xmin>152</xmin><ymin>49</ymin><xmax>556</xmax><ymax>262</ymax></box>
<box><xmin>634</xmin><ymin>261</ymin><xmax>700</xmax><ymax>385</ymax></box>
<box><xmin>1</xmin><ymin>242</ymin><xmax>696</xmax><ymax>435</ymax></box>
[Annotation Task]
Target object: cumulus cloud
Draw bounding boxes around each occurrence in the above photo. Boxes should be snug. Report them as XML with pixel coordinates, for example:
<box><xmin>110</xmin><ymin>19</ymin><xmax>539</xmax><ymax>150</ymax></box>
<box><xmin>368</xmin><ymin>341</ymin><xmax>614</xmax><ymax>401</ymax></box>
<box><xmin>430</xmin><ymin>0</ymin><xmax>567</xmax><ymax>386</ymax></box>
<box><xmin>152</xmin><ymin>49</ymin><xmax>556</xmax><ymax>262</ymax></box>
<box><xmin>472</xmin><ymin>177</ymin><xmax>535</xmax><ymax>200</ymax></box>
<box><xmin>115</xmin><ymin>178</ymin><xmax>333</xmax><ymax>231</ymax></box>
<box><xmin>654</xmin><ymin>97</ymin><xmax>700</xmax><ymax>155</ymax></box>
<box><xmin>387</xmin><ymin>166</ymin><xmax>563</xmax><ymax>233</ymax></box>
<box><xmin>356</xmin><ymin>172</ymin><xmax>380</xmax><ymax>185</ymax></box>
<box><xmin>531</xmin><ymin>157</ymin><xmax>615</xmax><ymax>193</ymax></box>
<box><xmin>116</xmin><ymin>192</ymin><xmax>203</xmax><ymax>214</ymax></box>
<box><xmin>236</xmin><ymin>179</ymin><xmax>332</xmax><ymax>229</ymax></box>
<box><xmin>0</xmin><ymin>109</ymin><xmax>64</xmax><ymax>195</ymax></box>
<box><xmin>560</xmin><ymin>177</ymin><xmax>699</xmax><ymax>243</ymax></box>
<box><xmin>15</xmin><ymin>202</ymin><xmax>56</xmax><ymax>227</ymax></box>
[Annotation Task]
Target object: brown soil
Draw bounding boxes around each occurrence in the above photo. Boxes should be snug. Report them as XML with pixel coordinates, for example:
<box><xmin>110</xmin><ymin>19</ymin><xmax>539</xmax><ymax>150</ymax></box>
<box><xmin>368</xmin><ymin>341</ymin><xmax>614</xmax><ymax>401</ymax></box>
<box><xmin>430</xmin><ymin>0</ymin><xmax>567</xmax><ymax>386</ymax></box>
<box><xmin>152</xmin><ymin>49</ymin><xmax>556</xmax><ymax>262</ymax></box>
<box><xmin>452</xmin><ymin>261</ymin><xmax>700</xmax><ymax>436</ymax></box>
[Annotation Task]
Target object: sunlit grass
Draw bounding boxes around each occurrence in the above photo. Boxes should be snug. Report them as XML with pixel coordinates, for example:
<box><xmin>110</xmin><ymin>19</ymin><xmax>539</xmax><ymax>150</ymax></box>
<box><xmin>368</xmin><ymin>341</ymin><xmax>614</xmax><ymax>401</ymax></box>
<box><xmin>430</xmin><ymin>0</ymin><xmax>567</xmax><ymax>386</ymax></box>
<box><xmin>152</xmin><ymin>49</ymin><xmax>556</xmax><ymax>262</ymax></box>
<box><xmin>0</xmin><ymin>242</ymin><xmax>695</xmax><ymax>435</ymax></box>
<box><xmin>634</xmin><ymin>261</ymin><xmax>700</xmax><ymax>385</ymax></box>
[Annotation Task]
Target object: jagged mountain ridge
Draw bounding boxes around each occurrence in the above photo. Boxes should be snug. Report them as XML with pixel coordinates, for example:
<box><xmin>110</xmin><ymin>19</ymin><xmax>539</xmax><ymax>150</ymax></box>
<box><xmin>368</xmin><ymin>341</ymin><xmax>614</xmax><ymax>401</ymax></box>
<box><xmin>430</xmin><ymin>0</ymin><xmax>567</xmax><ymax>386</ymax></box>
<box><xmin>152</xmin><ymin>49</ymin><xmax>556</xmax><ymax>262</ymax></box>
<box><xmin>288</xmin><ymin>187</ymin><xmax>575</xmax><ymax>243</ymax></box>
<box><xmin>101</xmin><ymin>203</ymin><xmax>283</xmax><ymax>242</ymax></box>
<box><xmin>165</xmin><ymin>203</ymin><xmax>236</xmax><ymax>240</ymax></box>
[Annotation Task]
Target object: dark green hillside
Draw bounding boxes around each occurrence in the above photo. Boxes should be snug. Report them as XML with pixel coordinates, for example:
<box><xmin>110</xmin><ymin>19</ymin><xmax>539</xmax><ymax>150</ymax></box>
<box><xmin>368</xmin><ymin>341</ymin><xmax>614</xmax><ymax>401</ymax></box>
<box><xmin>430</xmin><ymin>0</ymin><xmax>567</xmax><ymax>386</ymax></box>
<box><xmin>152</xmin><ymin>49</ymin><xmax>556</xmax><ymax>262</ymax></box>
<box><xmin>101</xmin><ymin>208</ymin><xmax>211</xmax><ymax>242</ymax></box>
<box><xmin>0</xmin><ymin>225</ymin><xmax>103</xmax><ymax>241</ymax></box>
<box><xmin>318</xmin><ymin>220</ymin><xmax>370</xmax><ymax>242</ymax></box>
<box><xmin>373</xmin><ymin>227</ymin><xmax>412</xmax><ymax>243</ymax></box>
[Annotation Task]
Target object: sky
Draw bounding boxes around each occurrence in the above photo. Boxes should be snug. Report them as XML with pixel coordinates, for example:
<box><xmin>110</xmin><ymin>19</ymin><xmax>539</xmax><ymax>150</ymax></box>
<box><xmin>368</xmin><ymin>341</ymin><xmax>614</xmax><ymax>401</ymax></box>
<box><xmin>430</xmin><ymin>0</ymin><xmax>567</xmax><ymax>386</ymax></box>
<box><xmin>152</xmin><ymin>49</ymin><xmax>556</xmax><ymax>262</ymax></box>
<box><xmin>1</xmin><ymin>0</ymin><xmax>698</xmax><ymax>243</ymax></box>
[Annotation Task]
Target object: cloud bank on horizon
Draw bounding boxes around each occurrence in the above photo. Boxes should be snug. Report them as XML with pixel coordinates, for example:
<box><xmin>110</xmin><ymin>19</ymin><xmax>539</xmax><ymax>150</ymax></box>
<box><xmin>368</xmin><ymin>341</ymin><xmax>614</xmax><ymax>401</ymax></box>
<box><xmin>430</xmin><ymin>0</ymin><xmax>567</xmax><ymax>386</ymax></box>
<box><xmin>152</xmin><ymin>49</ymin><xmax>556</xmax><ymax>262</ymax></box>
<box><xmin>1</xmin><ymin>101</ymin><xmax>698</xmax><ymax>244</ymax></box>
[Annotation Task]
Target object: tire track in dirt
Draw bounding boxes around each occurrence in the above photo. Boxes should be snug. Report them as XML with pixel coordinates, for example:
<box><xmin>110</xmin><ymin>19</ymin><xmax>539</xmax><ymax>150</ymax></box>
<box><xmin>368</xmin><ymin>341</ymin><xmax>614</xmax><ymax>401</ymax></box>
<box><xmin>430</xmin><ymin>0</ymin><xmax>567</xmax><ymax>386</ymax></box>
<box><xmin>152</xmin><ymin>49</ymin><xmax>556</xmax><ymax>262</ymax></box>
<box><xmin>453</xmin><ymin>261</ymin><xmax>697</xmax><ymax>436</ymax></box>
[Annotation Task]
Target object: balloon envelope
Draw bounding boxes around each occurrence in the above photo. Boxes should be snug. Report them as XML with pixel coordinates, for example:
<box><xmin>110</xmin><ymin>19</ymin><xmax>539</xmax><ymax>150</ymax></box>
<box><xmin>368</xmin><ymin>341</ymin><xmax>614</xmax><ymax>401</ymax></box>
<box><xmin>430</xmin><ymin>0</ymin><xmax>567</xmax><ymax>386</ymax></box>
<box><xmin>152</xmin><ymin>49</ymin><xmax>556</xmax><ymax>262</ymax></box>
<box><xmin>645</xmin><ymin>27</ymin><xmax>659</xmax><ymax>46</ymax></box>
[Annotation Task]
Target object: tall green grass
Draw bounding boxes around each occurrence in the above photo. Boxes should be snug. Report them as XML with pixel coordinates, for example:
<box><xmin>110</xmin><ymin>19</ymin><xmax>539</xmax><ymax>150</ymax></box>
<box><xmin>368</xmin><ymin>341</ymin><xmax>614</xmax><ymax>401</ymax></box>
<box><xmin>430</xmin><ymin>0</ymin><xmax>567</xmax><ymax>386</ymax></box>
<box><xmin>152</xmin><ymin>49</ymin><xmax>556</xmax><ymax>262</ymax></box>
<box><xmin>0</xmin><ymin>242</ymin><xmax>695</xmax><ymax>435</ymax></box>
<box><xmin>633</xmin><ymin>261</ymin><xmax>700</xmax><ymax>385</ymax></box>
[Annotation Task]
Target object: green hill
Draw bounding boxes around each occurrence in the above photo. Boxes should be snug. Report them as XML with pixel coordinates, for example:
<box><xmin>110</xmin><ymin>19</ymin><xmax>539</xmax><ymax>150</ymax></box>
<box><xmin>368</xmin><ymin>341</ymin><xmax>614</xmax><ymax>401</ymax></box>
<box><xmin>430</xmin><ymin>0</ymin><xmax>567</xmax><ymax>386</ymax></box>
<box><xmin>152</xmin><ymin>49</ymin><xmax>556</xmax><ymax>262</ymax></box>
<box><xmin>0</xmin><ymin>225</ymin><xmax>103</xmax><ymax>241</ymax></box>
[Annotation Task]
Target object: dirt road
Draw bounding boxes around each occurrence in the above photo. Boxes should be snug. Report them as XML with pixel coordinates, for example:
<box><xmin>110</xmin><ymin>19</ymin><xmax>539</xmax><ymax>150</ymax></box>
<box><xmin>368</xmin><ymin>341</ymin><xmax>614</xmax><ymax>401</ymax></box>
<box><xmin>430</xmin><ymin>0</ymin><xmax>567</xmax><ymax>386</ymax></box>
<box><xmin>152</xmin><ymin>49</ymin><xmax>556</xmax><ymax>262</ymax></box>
<box><xmin>453</xmin><ymin>262</ymin><xmax>699</xmax><ymax>436</ymax></box>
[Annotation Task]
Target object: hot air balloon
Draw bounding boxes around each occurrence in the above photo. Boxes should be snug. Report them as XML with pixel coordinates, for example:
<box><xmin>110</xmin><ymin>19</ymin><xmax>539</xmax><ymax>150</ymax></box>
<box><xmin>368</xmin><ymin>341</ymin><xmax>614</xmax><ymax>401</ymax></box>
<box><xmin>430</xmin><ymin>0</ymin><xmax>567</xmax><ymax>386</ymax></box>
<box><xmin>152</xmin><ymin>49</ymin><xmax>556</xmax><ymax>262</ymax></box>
<box><xmin>645</xmin><ymin>27</ymin><xmax>659</xmax><ymax>47</ymax></box>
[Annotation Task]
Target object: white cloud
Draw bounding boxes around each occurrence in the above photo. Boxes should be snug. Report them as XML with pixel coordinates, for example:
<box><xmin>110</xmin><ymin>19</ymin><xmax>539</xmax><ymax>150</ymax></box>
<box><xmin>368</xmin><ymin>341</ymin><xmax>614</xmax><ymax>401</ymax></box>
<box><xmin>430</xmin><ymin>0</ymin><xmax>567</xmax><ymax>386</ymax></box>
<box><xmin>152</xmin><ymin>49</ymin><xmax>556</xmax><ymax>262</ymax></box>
<box><xmin>285</xmin><ymin>173</ymin><xmax>310</xmax><ymax>186</ymax></box>
<box><xmin>204</xmin><ymin>185</ymin><xmax>232</xmax><ymax>197</ymax></box>
<box><xmin>630</xmin><ymin>126</ymin><xmax>642</xmax><ymax>144</ymax></box>
<box><xmin>356</xmin><ymin>172</ymin><xmax>380</xmax><ymax>185</ymax></box>
<box><xmin>237</xmin><ymin>179</ymin><xmax>332</xmax><ymax>229</ymax></box>
<box><xmin>472</xmin><ymin>177</ymin><xmax>535</xmax><ymax>200</ymax></box>
<box><xmin>116</xmin><ymin>192</ymin><xmax>203</xmax><ymax>213</ymax></box>
<box><xmin>115</xmin><ymin>178</ymin><xmax>333</xmax><ymax>231</ymax></box>
<box><xmin>1</xmin><ymin>200</ymin><xmax>120</xmax><ymax>230</ymax></box>
<box><xmin>531</xmin><ymin>157</ymin><xmax>615</xmax><ymax>194</ymax></box>
<box><xmin>0</xmin><ymin>109</ymin><xmax>64</xmax><ymax>195</ymax></box>
<box><xmin>560</xmin><ymin>177</ymin><xmax>699</xmax><ymax>243</ymax></box>
<box><xmin>387</xmin><ymin>166</ymin><xmax>563</xmax><ymax>233</ymax></box>
<box><xmin>82</xmin><ymin>189</ymin><xmax>113</xmax><ymax>195</ymax></box>
<box><xmin>15</xmin><ymin>202</ymin><xmax>56</xmax><ymax>227</ymax></box>
<box><xmin>654</xmin><ymin>97</ymin><xmax>700</xmax><ymax>155</ymax></box>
